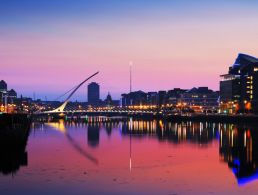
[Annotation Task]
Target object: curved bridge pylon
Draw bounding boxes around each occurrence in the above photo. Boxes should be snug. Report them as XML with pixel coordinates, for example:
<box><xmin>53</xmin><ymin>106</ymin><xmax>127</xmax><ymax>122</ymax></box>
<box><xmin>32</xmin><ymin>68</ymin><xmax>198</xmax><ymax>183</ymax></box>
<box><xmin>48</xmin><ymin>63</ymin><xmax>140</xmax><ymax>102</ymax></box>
<box><xmin>45</xmin><ymin>71</ymin><xmax>99</xmax><ymax>114</ymax></box>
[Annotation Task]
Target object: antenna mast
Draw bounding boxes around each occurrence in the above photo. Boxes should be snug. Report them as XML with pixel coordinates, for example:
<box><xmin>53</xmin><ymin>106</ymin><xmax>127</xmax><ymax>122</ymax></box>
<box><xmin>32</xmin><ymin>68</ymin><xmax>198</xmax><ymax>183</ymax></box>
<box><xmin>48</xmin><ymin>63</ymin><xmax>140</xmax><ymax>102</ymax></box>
<box><xmin>129</xmin><ymin>61</ymin><xmax>132</xmax><ymax>93</ymax></box>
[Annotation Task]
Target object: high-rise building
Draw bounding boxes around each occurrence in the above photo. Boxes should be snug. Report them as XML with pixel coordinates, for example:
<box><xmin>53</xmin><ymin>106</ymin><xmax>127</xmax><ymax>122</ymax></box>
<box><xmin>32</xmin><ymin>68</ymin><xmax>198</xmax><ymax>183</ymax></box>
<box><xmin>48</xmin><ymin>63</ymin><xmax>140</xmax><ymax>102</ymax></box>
<box><xmin>87</xmin><ymin>82</ymin><xmax>100</xmax><ymax>106</ymax></box>
<box><xmin>0</xmin><ymin>80</ymin><xmax>7</xmax><ymax>92</ymax></box>
<box><xmin>0</xmin><ymin>80</ymin><xmax>7</xmax><ymax>105</ymax></box>
<box><xmin>220</xmin><ymin>53</ymin><xmax>258</xmax><ymax>113</ymax></box>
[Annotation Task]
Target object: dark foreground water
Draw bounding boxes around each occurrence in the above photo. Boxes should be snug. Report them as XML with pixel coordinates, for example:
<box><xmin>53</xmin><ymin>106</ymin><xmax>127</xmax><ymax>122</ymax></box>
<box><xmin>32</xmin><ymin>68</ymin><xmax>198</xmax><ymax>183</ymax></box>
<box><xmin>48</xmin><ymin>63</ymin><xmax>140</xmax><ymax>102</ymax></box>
<box><xmin>1</xmin><ymin>117</ymin><xmax>258</xmax><ymax>194</ymax></box>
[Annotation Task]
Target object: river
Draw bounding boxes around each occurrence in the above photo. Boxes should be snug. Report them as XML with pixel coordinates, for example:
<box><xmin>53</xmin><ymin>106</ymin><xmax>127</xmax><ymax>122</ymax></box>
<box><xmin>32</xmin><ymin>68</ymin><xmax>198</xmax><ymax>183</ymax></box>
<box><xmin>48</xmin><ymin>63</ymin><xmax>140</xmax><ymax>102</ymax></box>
<box><xmin>0</xmin><ymin>117</ymin><xmax>258</xmax><ymax>194</ymax></box>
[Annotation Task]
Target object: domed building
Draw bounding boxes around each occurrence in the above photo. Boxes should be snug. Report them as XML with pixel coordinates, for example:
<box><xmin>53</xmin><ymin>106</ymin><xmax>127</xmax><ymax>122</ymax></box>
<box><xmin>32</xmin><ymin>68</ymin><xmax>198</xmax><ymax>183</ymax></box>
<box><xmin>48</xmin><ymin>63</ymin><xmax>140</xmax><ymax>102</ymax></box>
<box><xmin>104</xmin><ymin>92</ymin><xmax>113</xmax><ymax>106</ymax></box>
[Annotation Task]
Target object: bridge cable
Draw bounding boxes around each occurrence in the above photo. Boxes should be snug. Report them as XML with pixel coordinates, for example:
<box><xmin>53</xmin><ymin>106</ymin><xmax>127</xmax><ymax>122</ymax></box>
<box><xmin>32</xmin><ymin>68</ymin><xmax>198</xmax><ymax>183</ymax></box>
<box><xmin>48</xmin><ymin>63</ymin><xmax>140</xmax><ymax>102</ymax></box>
<box><xmin>53</xmin><ymin>85</ymin><xmax>77</xmax><ymax>101</ymax></box>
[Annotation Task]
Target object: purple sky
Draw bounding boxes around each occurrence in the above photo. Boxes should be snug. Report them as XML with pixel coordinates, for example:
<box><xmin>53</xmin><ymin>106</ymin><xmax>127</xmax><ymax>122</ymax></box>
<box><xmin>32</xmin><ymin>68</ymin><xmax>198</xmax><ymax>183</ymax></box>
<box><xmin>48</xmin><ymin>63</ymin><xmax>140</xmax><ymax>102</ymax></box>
<box><xmin>1</xmin><ymin>0</ymin><xmax>258</xmax><ymax>101</ymax></box>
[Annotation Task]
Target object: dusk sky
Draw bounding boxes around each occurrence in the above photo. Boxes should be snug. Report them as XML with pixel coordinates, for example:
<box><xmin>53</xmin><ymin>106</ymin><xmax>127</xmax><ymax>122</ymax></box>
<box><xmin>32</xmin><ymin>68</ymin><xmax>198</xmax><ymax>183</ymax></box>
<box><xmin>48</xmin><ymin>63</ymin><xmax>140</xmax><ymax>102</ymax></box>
<box><xmin>1</xmin><ymin>0</ymin><xmax>258</xmax><ymax>101</ymax></box>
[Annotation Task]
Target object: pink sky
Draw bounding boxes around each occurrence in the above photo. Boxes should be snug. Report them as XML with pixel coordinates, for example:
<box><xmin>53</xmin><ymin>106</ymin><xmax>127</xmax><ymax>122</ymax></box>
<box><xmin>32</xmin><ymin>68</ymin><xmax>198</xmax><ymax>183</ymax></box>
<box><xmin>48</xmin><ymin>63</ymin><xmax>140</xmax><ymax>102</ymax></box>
<box><xmin>1</xmin><ymin>1</ymin><xmax>258</xmax><ymax>100</ymax></box>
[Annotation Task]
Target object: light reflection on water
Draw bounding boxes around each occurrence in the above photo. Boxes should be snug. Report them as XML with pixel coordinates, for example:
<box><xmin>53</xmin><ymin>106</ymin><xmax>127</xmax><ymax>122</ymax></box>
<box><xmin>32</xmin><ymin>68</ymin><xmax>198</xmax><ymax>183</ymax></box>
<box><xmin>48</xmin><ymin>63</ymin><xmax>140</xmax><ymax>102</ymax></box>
<box><xmin>1</xmin><ymin>117</ymin><xmax>258</xmax><ymax>194</ymax></box>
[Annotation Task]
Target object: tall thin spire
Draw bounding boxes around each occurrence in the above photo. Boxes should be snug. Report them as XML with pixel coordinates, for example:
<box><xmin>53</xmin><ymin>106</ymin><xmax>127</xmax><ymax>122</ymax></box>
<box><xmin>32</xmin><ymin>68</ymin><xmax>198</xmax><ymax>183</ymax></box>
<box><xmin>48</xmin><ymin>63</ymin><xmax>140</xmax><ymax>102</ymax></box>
<box><xmin>129</xmin><ymin>61</ymin><xmax>133</xmax><ymax>93</ymax></box>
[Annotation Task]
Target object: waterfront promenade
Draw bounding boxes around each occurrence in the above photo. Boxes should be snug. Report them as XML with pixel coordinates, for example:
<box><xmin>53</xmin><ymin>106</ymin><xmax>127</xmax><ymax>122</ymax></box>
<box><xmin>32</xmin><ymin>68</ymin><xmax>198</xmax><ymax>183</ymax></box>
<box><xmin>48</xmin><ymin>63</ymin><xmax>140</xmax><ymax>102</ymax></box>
<box><xmin>32</xmin><ymin>110</ymin><xmax>258</xmax><ymax>124</ymax></box>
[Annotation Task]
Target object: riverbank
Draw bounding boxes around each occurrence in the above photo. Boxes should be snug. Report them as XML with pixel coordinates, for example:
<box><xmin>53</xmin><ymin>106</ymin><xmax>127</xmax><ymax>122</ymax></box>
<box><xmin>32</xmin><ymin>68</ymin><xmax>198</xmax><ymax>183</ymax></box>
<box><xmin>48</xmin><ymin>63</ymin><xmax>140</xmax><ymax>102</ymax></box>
<box><xmin>0</xmin><ymin>113</ymin><xmax>31</xmax><ymax>175</ymax></box>
<box><xmin>164</xmin><ymin>114</ymin><xmax>258</xmax><ymax>123</ymax></box>
<box><xmin>0</xmin><ymin>113</ymin><xmax>31</xmax><ymax>145</ymax></box>
<box><xmin>34</xmin><ymin>111</ymin><xmax>258</xmax><ymax>124</ymax></box>
<box><xmin>0</xmin><ymin>113</ymin><xmax>31</xmax><ymax>129</ymax></box>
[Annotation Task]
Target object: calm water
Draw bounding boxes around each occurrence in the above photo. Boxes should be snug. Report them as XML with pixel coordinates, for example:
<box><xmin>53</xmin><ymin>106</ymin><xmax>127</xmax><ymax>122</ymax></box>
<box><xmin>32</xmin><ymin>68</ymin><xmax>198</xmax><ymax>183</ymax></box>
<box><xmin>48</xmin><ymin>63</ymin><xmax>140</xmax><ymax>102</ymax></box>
<box><xmin>1</xmin><ymin>117</ymin><xmax>258</xmax><ymax>194</ymax></box>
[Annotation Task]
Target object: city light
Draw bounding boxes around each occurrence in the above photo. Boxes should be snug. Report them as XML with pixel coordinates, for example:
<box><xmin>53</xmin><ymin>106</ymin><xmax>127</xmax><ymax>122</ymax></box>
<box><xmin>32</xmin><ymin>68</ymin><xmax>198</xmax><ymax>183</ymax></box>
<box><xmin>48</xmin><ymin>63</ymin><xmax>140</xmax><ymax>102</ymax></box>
<box><xmin>1</xmin><ymin>1</ymin><xmax>258</xmax><ymax>194</ymax></box>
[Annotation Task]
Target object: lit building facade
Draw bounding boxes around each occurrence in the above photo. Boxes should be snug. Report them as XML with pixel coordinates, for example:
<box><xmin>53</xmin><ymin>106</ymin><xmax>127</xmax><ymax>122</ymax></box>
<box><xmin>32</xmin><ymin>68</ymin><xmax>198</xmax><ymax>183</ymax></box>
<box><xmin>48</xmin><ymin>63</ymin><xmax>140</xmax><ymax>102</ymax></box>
<box><xmin>166</xmin><ymin>88</ymin><xmax>187</xmax><ymax>105</ymax></box>
<box><xmin>157</xmin><ymin>91</ymin><xmax>167</xmax><ymax>107</ymax></box>
<box><xmin>0</xmin><ymin>80</ymin><xmax>7</xmax><ymax>92</ymax></box>
<box><xmin>121</xmin><ymin>87</ymin><xmax>218</xmax><ymax>113</ymax></box>
<box><xmin>220</xmin><ymin>53</ymin><xmax>258</xmax><ymax>113</ymax></box>
<box><xmin>147</xmin><ymin>92</ymin><xmax>158</xmax><ymax>105</ymax></box>
<box><xmin>0</xmin><ymin>80</ymin><xmax>18</xmax><ymax>113</ymax></box>
<box><xmin>121</xmin><ymin>91</ymin><xmax>147</xmax><ymax>106</ymax></box>
<box><xmin>0</xmin><ymin>80</ymin><xmax>7</xmax><ymax>105</ymax></box>
<box><xmin>180</xmin><ymin>87</ymin><xmax>219</xmax><ymax>111</ymax></box>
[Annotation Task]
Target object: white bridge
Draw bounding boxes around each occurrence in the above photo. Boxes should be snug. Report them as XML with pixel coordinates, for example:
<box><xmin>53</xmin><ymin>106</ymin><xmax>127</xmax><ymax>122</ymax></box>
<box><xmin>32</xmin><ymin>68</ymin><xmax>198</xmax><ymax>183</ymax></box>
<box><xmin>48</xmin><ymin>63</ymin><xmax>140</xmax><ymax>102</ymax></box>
<box><xmin>38</xmin><ymin>71</ymin><xmax>159</xmax><ymax>116</ymax></box>
<box><xmin>43</xmin><ymin>71</ymin><xmax>99</xmax><ymax>114</ymax></box>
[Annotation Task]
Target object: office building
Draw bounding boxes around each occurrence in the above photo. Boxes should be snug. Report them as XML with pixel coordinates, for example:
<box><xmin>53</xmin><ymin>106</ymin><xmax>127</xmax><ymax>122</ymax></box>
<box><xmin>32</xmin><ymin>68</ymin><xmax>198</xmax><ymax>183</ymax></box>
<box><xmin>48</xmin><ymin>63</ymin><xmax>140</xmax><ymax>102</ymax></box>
<box><xmin>87</xmin><ymin>82</ymin><xmax>100</xmax><ymax>106</ymax></box>
<box><xmin>166</xmin><ymin>88</ymin><xmax>187</xmax><ymax>105</ymax></box>
<box><xmin>147</xmin><ymin>92</ymin><xmax>158</xmax><ymax>106</ymax></box>
<box><xmin>121</xmin><ymin>91</ymin><xmax>147</xmax><ymax>106</ymax></box>
<box><xmin>181</xmin><ymin>87</ymin><xmax>219</xmax><ymax>107</ymax></box>
<box><xmin>157</xmin><ymin>91</ymin><xmax>167</xmax><ymax>107</ymax></box>
<box><xmin>220</xmin><ymin>53</ymin><xmax>258</xmax><ymax>113</ymax></box>
<box><xmin>0</xmin><ymin>80</ymin><xmax>7</xmax><ymax>92</ymax></box>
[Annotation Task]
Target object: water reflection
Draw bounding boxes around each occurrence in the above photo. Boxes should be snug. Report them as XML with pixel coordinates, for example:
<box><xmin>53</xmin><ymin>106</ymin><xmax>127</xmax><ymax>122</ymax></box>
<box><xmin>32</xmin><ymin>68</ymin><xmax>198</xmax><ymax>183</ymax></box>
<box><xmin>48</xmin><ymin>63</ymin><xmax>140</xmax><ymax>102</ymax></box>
<box><xmin>2</xmin><ymin>116</ymin><xmax>258</xmax><ymax>187</ymax></box>
<box><xmin>121</xmin><ymin>120</ymin><xmax>218</xmax><ymax>145</ymax></box>
<box><xmin>63</xmin><ymin>117</ymin><xmax>258</xmax><ymax>186</ymax></box>
<box><xmin>219</xmin><ymin>124</ymin><xmax>258</xmax><ymax>185</ymax></box>
<box><xmin>46</xmin><ymin>120</ymin><xmax>99</xmax><ymax>164</ymax></box>
<box><xmin>87</xmin><ymin>124</ymin><xmax>100</xmax><ymax>148</ymax></box>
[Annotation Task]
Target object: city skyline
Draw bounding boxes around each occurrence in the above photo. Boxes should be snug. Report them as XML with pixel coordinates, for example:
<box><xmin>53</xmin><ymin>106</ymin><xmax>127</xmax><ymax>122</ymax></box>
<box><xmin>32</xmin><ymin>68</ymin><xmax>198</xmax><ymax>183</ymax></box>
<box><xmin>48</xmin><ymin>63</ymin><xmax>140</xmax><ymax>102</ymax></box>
<box><xmin>2</xmin><ymin>1</ymin><xmax>258</xmax><ymax>194</ymax></box>
<box><xmin>1</xmin><ymin>0</ymin><xmax>258</xmax><ymax>100</ymax></box>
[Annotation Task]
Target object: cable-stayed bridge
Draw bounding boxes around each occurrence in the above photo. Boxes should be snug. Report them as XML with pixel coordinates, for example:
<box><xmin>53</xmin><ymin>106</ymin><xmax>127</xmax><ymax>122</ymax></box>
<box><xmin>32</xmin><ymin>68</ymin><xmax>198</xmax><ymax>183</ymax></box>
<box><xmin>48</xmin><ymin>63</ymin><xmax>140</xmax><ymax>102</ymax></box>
<box><xmin>34</xmin><ymin>71</ymin><xmax>158</xmax><ymax>118</ymax></box>
<box><xmin>43</xmin><ymin>71</ymin><xmax>99</xmax><ymax>114</ymax></box>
